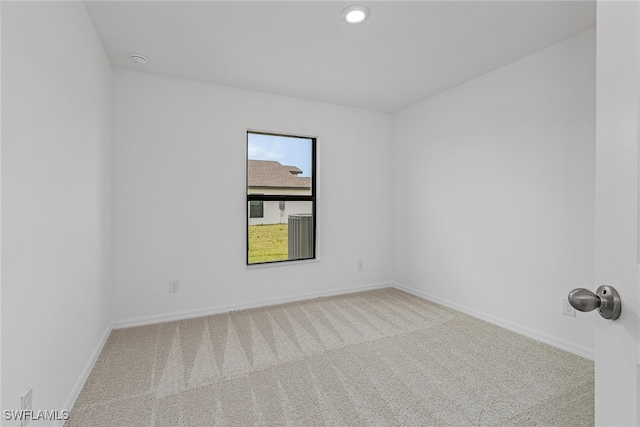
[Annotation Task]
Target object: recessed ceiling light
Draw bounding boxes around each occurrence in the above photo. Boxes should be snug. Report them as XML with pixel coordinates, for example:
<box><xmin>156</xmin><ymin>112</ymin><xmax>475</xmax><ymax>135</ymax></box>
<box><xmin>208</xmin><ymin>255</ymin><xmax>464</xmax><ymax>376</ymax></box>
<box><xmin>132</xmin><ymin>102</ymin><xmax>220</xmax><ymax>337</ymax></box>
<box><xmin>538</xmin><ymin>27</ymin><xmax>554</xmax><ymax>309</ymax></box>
<box><xmin>341</xmin><ymin>5</ymin><xmax>370</xmax><ymax>24</ymax></box>
<box><xmin>129</xmin><ymin>53</ymin><xmax>148</xmax><ymax>66</ymax></box>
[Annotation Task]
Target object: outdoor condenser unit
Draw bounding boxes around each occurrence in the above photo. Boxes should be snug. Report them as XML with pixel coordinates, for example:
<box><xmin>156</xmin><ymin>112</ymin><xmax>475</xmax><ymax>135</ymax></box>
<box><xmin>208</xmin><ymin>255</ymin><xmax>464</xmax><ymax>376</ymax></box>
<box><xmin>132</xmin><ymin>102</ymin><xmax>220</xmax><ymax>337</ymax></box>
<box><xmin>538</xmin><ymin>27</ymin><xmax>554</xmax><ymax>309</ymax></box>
<box><xmin>288</xmin><ymin>214</ymin><xmax>313</xmax><ymax>260</ymax></box>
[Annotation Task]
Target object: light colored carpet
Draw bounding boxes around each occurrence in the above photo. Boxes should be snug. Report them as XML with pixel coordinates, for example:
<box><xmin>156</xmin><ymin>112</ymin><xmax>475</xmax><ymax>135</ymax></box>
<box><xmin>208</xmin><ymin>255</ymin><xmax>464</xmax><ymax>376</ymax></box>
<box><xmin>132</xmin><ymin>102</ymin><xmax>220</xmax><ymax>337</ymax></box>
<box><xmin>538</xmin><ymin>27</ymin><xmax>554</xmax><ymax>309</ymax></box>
<box><xmin>68</xmin><ymin>288</ymin><xmax>594</xmax><ymax>426</ymax></box>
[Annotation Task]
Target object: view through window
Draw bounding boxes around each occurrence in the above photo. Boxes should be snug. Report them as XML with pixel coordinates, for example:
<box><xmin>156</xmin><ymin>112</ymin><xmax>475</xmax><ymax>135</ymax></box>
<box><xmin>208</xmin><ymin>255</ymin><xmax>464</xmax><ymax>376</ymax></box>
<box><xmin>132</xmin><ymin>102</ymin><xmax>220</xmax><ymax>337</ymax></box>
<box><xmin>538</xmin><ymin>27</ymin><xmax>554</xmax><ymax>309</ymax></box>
<box><xmin>247</xmin><ymin>131</ymin><xmax>316</xmax><ymax>265</ymax></box>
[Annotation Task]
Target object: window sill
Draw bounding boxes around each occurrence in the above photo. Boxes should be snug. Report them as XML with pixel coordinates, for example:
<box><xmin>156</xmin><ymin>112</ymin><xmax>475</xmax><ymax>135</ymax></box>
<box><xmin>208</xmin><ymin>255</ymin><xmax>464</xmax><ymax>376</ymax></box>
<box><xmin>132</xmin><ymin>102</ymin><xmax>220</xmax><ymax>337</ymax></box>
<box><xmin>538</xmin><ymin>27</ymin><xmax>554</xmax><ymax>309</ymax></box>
<box><xmin>246</xmin><ymin>257</ymin><xmax>320</xmax><ymax>269</ymax></box>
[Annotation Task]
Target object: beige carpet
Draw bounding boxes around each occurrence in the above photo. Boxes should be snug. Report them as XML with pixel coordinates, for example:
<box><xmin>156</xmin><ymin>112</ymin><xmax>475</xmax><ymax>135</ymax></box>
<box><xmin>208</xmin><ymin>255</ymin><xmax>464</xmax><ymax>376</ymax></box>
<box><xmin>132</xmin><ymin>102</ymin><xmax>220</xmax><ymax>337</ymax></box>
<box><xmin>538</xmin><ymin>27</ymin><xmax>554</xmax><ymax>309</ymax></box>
<box><xmin>68</xmin><ymin>288</ymin><xmax>594</xmax><ymax>426</ymax></box>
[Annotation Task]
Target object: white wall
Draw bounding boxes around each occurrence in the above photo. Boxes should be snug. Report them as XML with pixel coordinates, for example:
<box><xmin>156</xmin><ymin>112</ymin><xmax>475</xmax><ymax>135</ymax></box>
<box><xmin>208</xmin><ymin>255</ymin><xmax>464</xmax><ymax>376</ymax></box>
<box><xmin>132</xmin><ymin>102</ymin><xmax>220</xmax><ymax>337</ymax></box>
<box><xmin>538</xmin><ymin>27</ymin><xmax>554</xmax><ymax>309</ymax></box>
<box><xmin>112</xmin><ymin>69</ymin><xmax>393</xmax><ymax>323</ymax></box>
<box><xmin>392</xmin><ymin>29</ymin><xmax>596</xmax><ymax>355</ymax></box>
<box><xmin>1</xmin><ymin>2</ymin><xmax>112</xmax><ymax>423</ymax></box>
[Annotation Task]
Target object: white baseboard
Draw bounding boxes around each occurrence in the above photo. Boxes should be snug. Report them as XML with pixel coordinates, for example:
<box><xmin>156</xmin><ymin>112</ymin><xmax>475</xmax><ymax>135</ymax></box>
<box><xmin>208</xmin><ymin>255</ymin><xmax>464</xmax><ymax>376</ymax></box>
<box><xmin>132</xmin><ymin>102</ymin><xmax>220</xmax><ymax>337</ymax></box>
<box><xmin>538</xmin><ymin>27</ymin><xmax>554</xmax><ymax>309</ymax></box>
<box><xmin>57</xmin><ymin>322</ymin><xmax>113</xmax><ymax>427</ymax></box>
<box><xmin>112</xmin><ymin>281</ymin><xmax>392</xmax><ymax>329</ymax></box>
<box><xmin>391</xmin><ymin>282</ymin><xmax>594</xmax><ymax>361</ymax></box>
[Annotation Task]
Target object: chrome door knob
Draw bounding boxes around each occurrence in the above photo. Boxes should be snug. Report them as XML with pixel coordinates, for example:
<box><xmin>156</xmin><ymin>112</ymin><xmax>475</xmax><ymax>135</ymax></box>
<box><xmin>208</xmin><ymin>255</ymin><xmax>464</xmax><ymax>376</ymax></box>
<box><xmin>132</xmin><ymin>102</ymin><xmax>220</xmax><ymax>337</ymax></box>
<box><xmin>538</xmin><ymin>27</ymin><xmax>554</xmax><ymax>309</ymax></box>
<box><xmin>568</xmin><ymin>285</ymin><xmax>621</xmax><ymax>320</ymax></box>
<box><xmin>568</xmin><ymin>288</ymin><xmax>600</xmax><ymax>312</ymax></box>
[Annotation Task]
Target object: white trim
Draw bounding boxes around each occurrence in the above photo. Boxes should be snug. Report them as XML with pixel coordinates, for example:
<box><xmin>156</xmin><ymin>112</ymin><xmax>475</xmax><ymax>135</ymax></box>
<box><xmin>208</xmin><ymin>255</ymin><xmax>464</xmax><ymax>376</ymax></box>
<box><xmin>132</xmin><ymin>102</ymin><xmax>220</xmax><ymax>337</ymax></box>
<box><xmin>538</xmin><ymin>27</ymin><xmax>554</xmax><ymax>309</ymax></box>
<box><xmin>391</xmin><ymin>282</ymin><xmax>595</xmax><ymax>361</ymax></box>
<box><xmin>56</xmin><ymin>322</ymin><xmax>113</xmax><ymax>427</ymax></box>
<box><xmin>246</xmin><ymin>257</ymin><xmax>320</xmax><ymax>269</ymax></box>
<box><xmin>638</xmin><ymin>363</ymin><xmax>640</xmax><ymax>424</ymax></box>
<box><xmin>112</xmin><ymin>281</ymin><xmax>392</xmax><ymax>329</ymax></box>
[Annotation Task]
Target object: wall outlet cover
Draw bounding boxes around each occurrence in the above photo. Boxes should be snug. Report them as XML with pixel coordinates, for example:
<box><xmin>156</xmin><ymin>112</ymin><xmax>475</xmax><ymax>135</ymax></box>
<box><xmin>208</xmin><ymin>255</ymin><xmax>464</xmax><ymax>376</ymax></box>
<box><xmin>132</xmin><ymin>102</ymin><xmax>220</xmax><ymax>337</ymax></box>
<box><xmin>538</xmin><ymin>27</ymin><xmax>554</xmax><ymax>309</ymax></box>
<box><xmin>562</xmin><ymin>298</ymin><xmax>576</xmax><ymax>317</ymax></box>
<box><xmin>169</xmin><ymin>280</ymin><xmax>179</xmax><ymax>293</ymax></box>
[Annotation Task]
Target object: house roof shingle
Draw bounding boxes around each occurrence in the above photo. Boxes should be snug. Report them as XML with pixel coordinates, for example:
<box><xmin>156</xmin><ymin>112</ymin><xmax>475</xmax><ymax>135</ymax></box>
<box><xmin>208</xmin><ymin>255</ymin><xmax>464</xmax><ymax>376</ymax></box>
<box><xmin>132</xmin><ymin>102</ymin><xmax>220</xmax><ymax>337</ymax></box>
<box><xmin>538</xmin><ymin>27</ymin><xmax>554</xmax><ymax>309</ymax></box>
<box><xmin>248</xmin><ymin>160</ymin><xmax>311</xmax><ymax>189</ymax></box>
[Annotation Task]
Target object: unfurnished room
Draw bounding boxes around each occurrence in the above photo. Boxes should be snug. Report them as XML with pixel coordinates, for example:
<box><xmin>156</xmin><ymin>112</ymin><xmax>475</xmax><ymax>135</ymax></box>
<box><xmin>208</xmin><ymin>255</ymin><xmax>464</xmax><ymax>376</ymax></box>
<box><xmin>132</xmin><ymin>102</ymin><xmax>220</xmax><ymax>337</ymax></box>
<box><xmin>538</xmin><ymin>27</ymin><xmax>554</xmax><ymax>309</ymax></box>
<box><xmin>1</xmin><ymin>1</ymin><xmax>639</xmax><ymax>426</ymax></box>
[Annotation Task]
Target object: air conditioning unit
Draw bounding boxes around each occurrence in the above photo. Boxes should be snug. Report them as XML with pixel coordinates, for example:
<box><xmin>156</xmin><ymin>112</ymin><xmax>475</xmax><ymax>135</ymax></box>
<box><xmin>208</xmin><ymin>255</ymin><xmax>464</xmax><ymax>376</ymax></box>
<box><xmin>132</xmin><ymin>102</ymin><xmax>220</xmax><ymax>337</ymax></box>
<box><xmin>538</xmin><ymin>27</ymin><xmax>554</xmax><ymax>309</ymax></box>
<box><xmin>288</xmin><ymin>214</ymin><xmax>313</xmax><ymax>260</ymax></box>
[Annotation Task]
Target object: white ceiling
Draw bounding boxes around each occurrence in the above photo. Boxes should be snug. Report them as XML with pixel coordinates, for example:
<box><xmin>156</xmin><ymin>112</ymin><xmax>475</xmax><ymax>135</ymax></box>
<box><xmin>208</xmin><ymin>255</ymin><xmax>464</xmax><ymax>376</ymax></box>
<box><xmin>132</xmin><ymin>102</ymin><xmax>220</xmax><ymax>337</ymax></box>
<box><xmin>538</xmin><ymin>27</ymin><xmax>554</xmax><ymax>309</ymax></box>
<box><xmin>84</xmin><ymin>1</ymin><xmax>595</xmax><ymax>113</ymax></box>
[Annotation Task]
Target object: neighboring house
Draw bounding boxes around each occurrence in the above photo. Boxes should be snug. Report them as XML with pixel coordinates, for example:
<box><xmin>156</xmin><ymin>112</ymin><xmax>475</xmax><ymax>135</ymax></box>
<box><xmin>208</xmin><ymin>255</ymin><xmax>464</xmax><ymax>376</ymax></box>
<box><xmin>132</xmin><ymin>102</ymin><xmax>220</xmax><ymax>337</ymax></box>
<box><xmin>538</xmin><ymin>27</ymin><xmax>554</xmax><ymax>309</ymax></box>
<box><xmin>248</xmin><ymin>160</ymin><xmax>312</xmax><ymax>225</ymax></box>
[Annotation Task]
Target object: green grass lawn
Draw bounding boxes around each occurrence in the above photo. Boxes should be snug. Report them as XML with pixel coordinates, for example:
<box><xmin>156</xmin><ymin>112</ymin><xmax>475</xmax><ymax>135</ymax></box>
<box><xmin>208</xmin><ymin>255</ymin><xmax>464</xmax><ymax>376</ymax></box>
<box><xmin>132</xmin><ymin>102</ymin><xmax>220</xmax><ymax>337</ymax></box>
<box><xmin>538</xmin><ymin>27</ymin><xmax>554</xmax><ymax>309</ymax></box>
<box><xmin>248</xmin><ymin>223</ymin><xmax>288</xmax><ymax>263</ymax></box>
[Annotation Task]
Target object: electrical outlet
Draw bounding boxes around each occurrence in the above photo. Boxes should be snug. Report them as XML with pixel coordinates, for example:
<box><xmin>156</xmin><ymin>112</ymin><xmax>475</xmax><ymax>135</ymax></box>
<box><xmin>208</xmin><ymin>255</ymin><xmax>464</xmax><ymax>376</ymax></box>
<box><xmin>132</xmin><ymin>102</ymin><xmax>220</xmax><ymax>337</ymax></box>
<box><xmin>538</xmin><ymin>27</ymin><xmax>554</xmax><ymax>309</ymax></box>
<box><xmin>562</xmin><ymin>298</ymin><xmax>576</xmax><ymax>317</ymax></box>
<box><xmin>21</xmin><ymin>386</ymin><xmax>32</xmax><ymax>427</ymax></box>
<box><xmin>357</xmin><ymin>260</ymin><xmax>364</xmax><ymax>271</ymax></box>
<box><xmin>169</xmin><ymin>280</ymin><xmax>179</xmax><ymax>293</ymax></box>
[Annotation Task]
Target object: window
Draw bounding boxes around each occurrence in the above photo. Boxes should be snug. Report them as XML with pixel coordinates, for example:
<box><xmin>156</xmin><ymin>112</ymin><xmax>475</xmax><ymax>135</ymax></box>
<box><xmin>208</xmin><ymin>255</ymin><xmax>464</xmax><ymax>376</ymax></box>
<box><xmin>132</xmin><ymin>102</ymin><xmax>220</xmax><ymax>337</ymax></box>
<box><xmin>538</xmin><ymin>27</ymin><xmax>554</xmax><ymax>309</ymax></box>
<box><xmin>247</xmin><ymin>131</ymin><xmax>316</xmax><ymax>265</ymax></box>
<box><xmin>249</xmin><ymin>201</ymin><xmax>264</xmax><ymax>218</ymax></box>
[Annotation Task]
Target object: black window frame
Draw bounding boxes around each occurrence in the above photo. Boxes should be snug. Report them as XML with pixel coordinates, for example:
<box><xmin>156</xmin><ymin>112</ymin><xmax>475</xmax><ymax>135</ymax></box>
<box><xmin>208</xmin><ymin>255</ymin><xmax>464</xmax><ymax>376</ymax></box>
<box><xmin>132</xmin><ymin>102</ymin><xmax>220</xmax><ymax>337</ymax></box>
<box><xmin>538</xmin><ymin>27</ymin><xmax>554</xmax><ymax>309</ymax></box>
<box><xmin>246</xmin><ymin>130</ymin><xmax>317</xmax><ymax>265</ymax></box>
